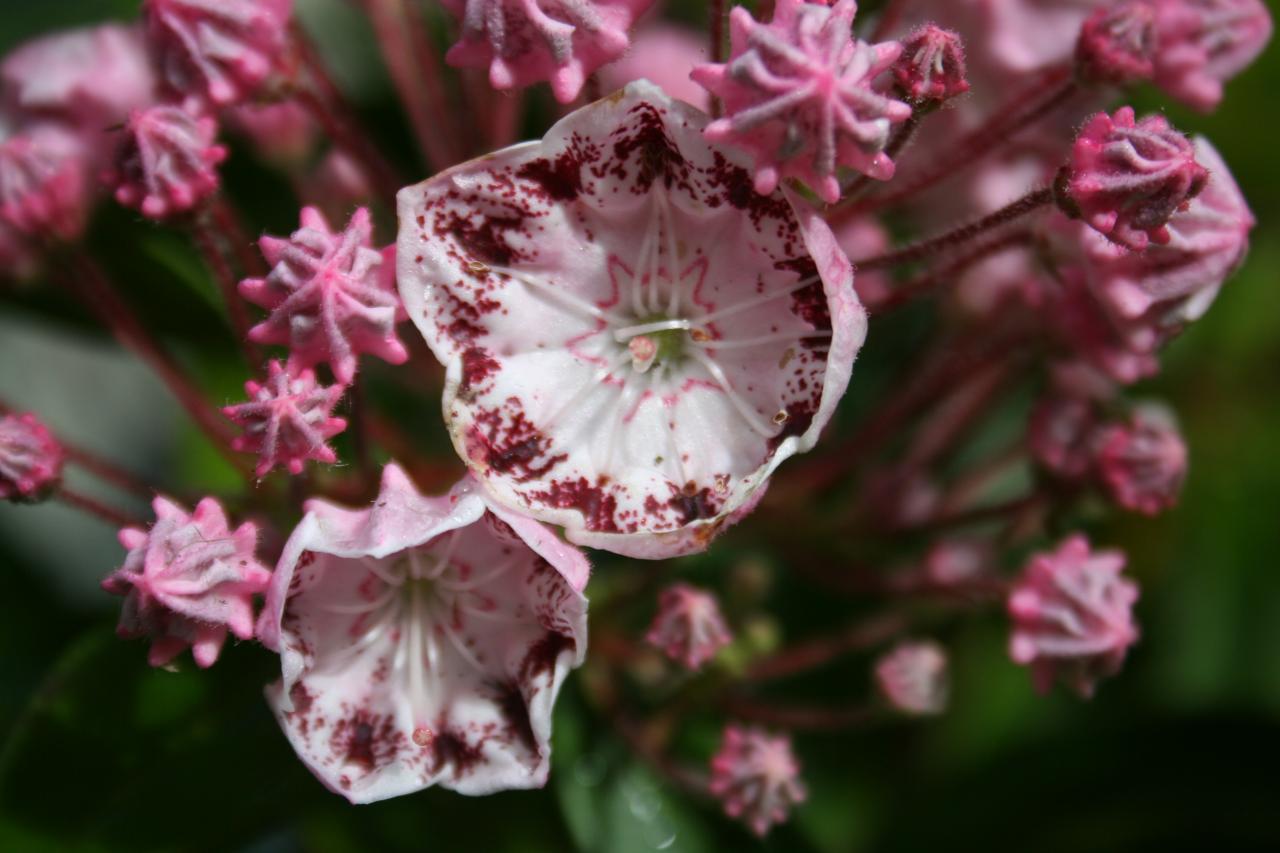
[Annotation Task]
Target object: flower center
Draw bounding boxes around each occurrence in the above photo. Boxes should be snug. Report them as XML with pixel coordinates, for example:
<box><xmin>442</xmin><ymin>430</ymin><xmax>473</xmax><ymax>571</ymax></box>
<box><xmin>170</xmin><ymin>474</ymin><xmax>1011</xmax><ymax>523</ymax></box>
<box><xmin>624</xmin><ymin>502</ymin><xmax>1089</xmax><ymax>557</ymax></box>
<box><xmin>613</xmin><ymin>315</ymin><xmax>695</xmax><ymax>372</ymax></box>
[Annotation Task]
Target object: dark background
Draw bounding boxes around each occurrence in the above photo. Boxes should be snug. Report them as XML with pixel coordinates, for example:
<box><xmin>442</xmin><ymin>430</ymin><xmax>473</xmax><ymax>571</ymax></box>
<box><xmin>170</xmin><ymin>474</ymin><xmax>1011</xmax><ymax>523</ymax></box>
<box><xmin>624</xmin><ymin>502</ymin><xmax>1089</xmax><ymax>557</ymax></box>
<box><xmin>1</xmin><ymin>1</ymin><xmax>1278</xmax><ymax>850</ymax></box>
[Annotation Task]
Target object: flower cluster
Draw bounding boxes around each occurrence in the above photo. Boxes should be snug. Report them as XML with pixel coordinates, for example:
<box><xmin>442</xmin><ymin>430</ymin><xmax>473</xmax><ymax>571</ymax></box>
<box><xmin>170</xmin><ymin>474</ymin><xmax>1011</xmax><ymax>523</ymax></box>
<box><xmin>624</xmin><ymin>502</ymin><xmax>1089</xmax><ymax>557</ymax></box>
<box><xmin>0</xmin><ymin>0</ymin><xmax>1269</xmax><ymax>841</ymax></box>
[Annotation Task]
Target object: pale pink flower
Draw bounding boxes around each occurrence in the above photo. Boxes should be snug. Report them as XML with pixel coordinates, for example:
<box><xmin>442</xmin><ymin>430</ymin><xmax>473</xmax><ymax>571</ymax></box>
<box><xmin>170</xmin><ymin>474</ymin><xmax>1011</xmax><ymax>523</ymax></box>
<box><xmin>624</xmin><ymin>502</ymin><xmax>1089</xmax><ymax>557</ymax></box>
<box><xmin>1063</xmin><ymin>107</ymin><xmax>1208</xmax><ymax>251</ymax></box>
<box><xmin>143</xmin><ymin>0</ymin><xmax>294</xmax><ymax>106</ymax></box>
<box><xmin>645</xmin><ymin>583</ymin><xmax>732</xmax><ymax>670</ymax></box>
<box><xmin>257</xmin><ymin>464</ymin><xmax>589</xmax><ymax>802</ymax></box>
<box><xmin>1153</xmin><ymin>0</ymin><xmax>1273</xmax><ymax>112</ymax></box>
<box><xmin>222</xmin><ymin>360</ymin><xmax>348</xmax><ymax>478</ymax></box>
<box><xmin>102</xmin><ymin>496</ymin><xmax>272</xmax><ymax>668</ymax></box>
<box><xmin>242</xmin><ymin>207</ymin><xmax>408</xmax><ymax>385</ymax></box>
<box><xmin>597</xmin><ymin>24</ymin><xmax>711</xmax><ymax>111</ymax></box>
<box><xmin>1076</xmin><ymin>1</ymin><xmax>1158</xmax><ymax>85</ymax></box>
<box><xmin>0</xmin><ymin>412</ymin><xmax>64</xmax><ymax>502</ymax></box>
<box><xmin>442</xmin><ymin>0</ymin><xmax>654</xmax><ymax>104</ymax></box>
<box><xmin>1008</xmin><ymin>534</ymin><xmax>1139</xmax><ymax>697</ymax></box>
<box><xmin>0</xmin><ymin>23</ymin><xmax>156</xmax><ymax>133</ymax></box>
<box><xmin>1095</xmin><ymin>405</ymin><xmax>1187</xmax><ymax>516</ymax></box>
<box><xmin>0</xmin><ymin>123</ymin><xmax>91</xmax><ymax>243</ymax></box>
<box><xmin>710</xmin><ymin>725</ymin><xmax>806</xmax><ymax>836</ymax></box>
<box><xmin>1080</xmin><ymin>137</ymin><xmax>1253</xmax><ymax>325</ymax></box>
<box><xmin>692</xmin><ymin>0</ymin><xmax>912</xmax><ymax>204</ymax></box>
<box><xmin>227</xmin><ymin>100</ymin><xmax>318</xmax><ymax>169</ymax></box>
<box><xmin>396</xmin><ymin>82</ymin><xmax>865</xmax><ymax>558</ymax></box>
<box><xmin>893</xmin><ymin>24</ymin><xmax>969</xmax><ymax>104</ymax></box>
<box><xmin>875</xmin><ymin>640</ymin><xmax>949</xmax><ymax>715</ymax></box>
<box><xmin>106</xmin><ymin>103</ymin><xmax>227</xmax><ymax>220</ymax></box>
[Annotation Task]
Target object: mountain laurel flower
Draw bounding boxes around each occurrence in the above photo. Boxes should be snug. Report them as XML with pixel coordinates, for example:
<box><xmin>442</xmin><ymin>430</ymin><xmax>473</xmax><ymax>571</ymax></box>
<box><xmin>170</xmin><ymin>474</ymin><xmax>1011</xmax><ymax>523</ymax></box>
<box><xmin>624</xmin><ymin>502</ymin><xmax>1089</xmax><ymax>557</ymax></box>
<box><xmin>692</xmin><ymin>0</ymin><xmax>912</xmax><ymax>204</ymax></box>
<box><xmin>0</xmin><ymin>23</ymin><xmax>156</xmax><ymax>133</ymax></box>
<box><xmin>102</xmin><ymin>496</ymin><xmax>272</xmax><ymax>668</ymax></box>
<box><xmin>222</xmin><ymin>360</ymin><xmax>348</xmax><ymax>478</ymax></box>
<box><xmin>1008</xmin><ymin>534</ymin><xmax>1139</xmax><ymax>698</ymax></box>
<box><xmin>710</xmin><ymin>725</ymin><xmax>807</xmax><ymax>836</ymax></box>
<box><xmin>0</xmin><ymin>412</ymin><xmax>64</xmax><ymax>502</ymax></box>
<box><xmin>106</xmin><ymin>103</ymin><xmax>227</xmax><ymax>220</ymax></box>
<box><xmin>893</xmin><ymin>24</ymin><xmax>970</xmax><ymax>105</ymax></box>
<box><xmin>645</xmin><ymin>583</ymin><xmax>733</xmax><ymax>670</ymax></box>
<box><xmin>1081</xmin><ymin>137</ymin><xmax>1253</xmax><ymax>325</ymax></box>
<box><xmin>1060</xmin><ymin>107</ymin><xmax>1208</xmax><ymax>251</ymax></box>
<box><xmin>0</xmin><ymin>124</ymin><xmax>90</xmax><ymax>243</ymax></box>
<box><xmin>875</xmin><ymin>640</ymin><xmax>950</xmax><ymax>715</ymax></box>
<box><xmin>143</xmin><ymin>0</ymin><xmax>293</xmax><ymax>106</ymax></box>
<box><xmin>242</xmin><ymin>206</ymin><xmax>408</xmax><ymax>385</ymax></box>
<box><xmin>442</xmin><ymin>0</ymin><xmax>654</xmax><ymax>104</ymax></box>
<box><xmin>1153</xmin><ymin>0</ymin><xmax>1273</xmax><ymax>112</ymax></box>
<box><xmin>257</xmin><ymin>464</ymin><xmax>589</xmax><ymax>803</ymax></box>
<box><xmin>396</xmin><ymin>81</ymin><xmax>865</xmax><ymax>559</ymax></box>
<box><xmin>1095</xmin><ymin>405</ymin><xmax>1187</xmax><ymax>516</ymax></box>
<box><xmin>1075</xmin><ymin>1</ymin><xmax>1158</xmax><ymax>85</ymax></box>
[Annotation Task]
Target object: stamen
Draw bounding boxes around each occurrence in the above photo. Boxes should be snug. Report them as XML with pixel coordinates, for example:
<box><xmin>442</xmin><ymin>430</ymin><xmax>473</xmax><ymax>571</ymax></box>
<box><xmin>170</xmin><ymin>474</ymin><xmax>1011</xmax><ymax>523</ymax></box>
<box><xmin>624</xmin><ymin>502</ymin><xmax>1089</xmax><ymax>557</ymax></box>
<box><xmin>612</xmin><ymin>318</ymin><xmax>692</xmax><ymax>340</ymax></box>
<box><xmin>688</xmin><ymin>349</ymin><xmax>781</xmax><ymax>439</ymax></box>
<box><xmin>694</xmin><ymin>275</ymin><xmax>821</xmax><ymax>326</ymax></box>
<box><xmin>693</xmin><ymin>330</ymin><xmax>833</xmax><ymax>350</ymax></box>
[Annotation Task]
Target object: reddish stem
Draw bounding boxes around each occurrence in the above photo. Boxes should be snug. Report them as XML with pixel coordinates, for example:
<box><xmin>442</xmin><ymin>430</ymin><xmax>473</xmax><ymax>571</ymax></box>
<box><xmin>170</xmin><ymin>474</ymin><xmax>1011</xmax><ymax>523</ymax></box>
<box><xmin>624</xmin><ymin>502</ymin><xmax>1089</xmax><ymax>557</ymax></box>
<box><xmin>60</xmin><ymin>253</ymin><xmax>250</xmax><ymax>477</ymax></box>
<box><xmin>190</xmin><ymin>206</ymin><xmax>264</xmax><ymax>369</ymax></box>
<box><xmin>855</xmin><ymin>188</ymin><xmax>1053</xmax><ymax>270</ymax></box>
<box><xmin>833</xmin><ymin>68</ymin><xmax>1077</xmax><ymax>221</ymax></box>
<box><xmin>488</xmin><ymin>91</ymin><xmax>524</xmax><ymax>150</ymax></box>
<box><xmin>63</xmin><ymin>445</ymin><xmax>154</xmax><ymax>499</ymax></box>
<box><xmin>870</xmin><ymin>0</ymin><xmax>908</xmax><ymax>40</ymax></box>
<box><xmin>722</xmin><ymin>697</ymin><xmax>877</xmax><ymax>732</ymax></box>
<box><xmin>745</xmin><ymin>611</ymin><xmax>907</xmax><ymax>682</ymax></box>
<box><xmin>56</xmin><ymin>486</ymin><xmax>144</xmax><ymax>529</ymax></box>
<box><xmin>363</xmin><ymin>0</ymin><xmax>458</xmax><ymax>172</ymax></box>
<box><xmin>875</xmin><ymin>229</ymin><xmax>1033</xmax><ymax>311</ymax></box>
<box><xmin>209</xmin><ymin>196</ymin><xmax>266</xmax><ymax>277</ymax></box>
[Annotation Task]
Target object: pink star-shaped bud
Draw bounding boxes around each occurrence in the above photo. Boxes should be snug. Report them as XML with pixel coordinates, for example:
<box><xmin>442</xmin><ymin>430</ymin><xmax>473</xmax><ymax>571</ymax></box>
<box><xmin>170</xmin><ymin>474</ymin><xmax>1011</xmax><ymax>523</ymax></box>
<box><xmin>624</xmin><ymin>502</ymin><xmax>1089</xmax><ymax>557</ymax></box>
<box><xmin>692</xmin><ymin>0</ymin><xmax>912</xmax><ymax>204</ymax></box>
<box><xmin>442</xmin><ymin>0</ymin><xmax>654</xmax><ymax>104</ymax></box>
<box><xmin>1095</xmin><ymin>405</ymin><xmax>1187</xmax><ymax>516</ymax></box>
<box><xmin>1080</xmin><ymin>137</ymin><xmax>1253</xmax><ymax>325</ymax></box>
<box><xmin>893</xmin><ymin>24</ymin><xmax>970</xmax><ymax>104</ymax></box>
<box><xmin>102</xmin><ymin>496</ymin><xmax>272</xmax><ymax>668</ymax></box>
<box><xmin>0</xmin><ymin>23</ymin><xmax>156</xmax><ymax>133</ymax></box>
<box><xmin>645</xmin><ymin>582</ymin><xmax>733</xmax><ymax>670</ymax></box>
<box><xmin>1062</xmin><ymin>107</ymin><xmax>1208</xmax><ymax>251</ymax></box>
<box><xmin>222</xmin><ymin>360</ymin><xmax>348</xmax><ymax>478</ymax></box>
<box><xmin>1076</xmin><ymin>1</ymin><xmax>1158</xmax><ymax>85</ymax></box>
<box><xmin>242</xmin><ymin>206</ymin><xmax>408</xmax><ymax>385</ymax></box>
<box><xmin>0</xmin><ymin>123</ymin><xmax>90</xmax><ymax>243</ymax></box>
<box><xmin>143</xmin><ymin>0</ymin><xmax>294</xmax><ymax>106</ymax></box>
<box><xmin>710</xmin><ymin>725</ymin><xmax>807</xmax><ymax>836</ymax></box>
<box><xmin>1153</xmin><ymin>0</ymin><xmax>1273</xmax><ymax>112</ymax></box>
<box><xmin>396</xmin><ymin>81</ymin><xmax>866</xmax><ymax>558</ymax></box>
<box><xmin>875</xmin><ymin>640</ymin><xmax>950</xmax><ymax>715</ymax></box>
<box><xmin>106</xmin><ymin>103</ymin><xmax>227</xmax><ymax>220</ymax></box>
<box><xmin>1008</xmin><ymin>534</ymin><xmax>1139</xmax><ymax>698</ymax></box>
<box><xmin>0</xmin><ymin>412</ymin><xmax>64</xmax><ymax>502</ymax></box>
<box><xmin>257</xmin><ymin>464</ymin><xmax>589</xmax><ymax>803</ymax></box>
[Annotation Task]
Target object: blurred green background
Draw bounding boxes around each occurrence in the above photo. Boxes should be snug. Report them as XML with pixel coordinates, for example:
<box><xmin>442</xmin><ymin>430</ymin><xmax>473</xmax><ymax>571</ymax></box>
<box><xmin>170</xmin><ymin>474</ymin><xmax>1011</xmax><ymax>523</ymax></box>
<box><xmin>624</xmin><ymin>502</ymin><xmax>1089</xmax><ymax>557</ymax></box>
<box><xmin>1</xmin><ymin>1</ymin><xmax>1278</xmax><ymax>851</ymax></box>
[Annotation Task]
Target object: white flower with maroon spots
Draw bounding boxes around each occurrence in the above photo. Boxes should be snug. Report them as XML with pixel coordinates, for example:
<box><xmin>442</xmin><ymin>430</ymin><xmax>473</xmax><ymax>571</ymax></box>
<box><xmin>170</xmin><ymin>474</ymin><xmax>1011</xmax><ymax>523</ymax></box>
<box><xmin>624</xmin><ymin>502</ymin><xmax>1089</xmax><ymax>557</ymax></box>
<box><xmin>396</xmin><ymin>81</ymin><xmax>865</xmax><ymax>559</ymax></box>
<box><xmin>257</xmin><ymin>463</ymin><xmax>588</xmax><ymax>803</ymax></box>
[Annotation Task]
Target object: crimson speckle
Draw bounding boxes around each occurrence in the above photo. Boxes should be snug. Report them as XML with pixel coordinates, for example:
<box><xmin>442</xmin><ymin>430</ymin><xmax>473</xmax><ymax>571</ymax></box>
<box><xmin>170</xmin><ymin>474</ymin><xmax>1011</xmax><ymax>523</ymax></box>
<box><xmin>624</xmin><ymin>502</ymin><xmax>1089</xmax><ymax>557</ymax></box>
<box><xmin>528</xmin><ymin>478</ymin><xmax>620</xmax><ymax>532</ymax></box>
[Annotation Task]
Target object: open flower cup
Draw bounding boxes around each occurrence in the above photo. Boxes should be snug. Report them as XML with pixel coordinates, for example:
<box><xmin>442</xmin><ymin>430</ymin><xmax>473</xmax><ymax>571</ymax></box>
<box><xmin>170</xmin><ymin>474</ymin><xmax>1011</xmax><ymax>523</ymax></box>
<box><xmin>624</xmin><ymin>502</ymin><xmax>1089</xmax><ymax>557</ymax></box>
<box><xmin>397</xmin><ymin>81</ymin><xmax>866</xmax><ymax>559</ymax></box>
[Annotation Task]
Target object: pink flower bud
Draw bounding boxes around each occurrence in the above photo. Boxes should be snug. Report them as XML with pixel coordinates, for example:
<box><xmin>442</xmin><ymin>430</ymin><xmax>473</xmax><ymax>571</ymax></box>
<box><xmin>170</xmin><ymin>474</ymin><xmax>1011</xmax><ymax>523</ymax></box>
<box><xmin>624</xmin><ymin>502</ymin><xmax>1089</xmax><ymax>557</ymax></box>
<box><xmin>710</xmin><ymin>725</ymin><xmax>806</xmax><ymax>836</ymax></box>
<box><xmin>692</xmin><ymin>0</ymin><xmax>912</xmax><ymax>204</ymax></box>
<box><xmin>241</xmin><ymin>207</ymin><xmax>408</xmax><ymax>385</ymax></box>
<box><xmin>1076</xmin><ymin>1</ymin><xmax>1158</xmax><ymax>85</ymax></box>
<box><xmin>0</xmin><ymin>124</ymin><xmax>90</xmax><ymax>243</ymax></box>
<box><xmin>227</xmin><ymin>100</ymin><xmax>318</xmax><ymax>169</ymax></box>
<box><xmin>1008</xmin><ymin>534</ymin><xmax>1139</xmax><ymax>698</ymax></box>
<box><xmin>645</xmin><ymin>583</ymin><xmax>732</xmax><ymax>670</ymax></box>
<box><xmin>1028</xmin><ymin>393</ymin><xmax>1098</xmax><ymax>480</ymax></box>
<box><xmin>1095</xmin><ymin>405</ymin><xmax>1187</xmax><ymax>516</ymax></box>
<box><xmin>106</xmin><ymin>103</ymin><xmax>227</xmax><ymax>220</ymax></box>
<box><xmin>0</xmin><ymin>412</ymin><xmax>64</xmax><ymax>502</ymax></box>
<box><xmin>102</xmin><ymin>496</ymin><xmax>272</xmax><ymax>668</ymax></box>
<box><xmin>1062</xmin><ymin>107</ymin><xmax>1208</xmax><ymax>251</ymax></box>
<box><xmin>222</xmin><ymin>360</ymin><xmax>348</xmax><ymax>478</ymax></box>
<box><xmin>894</xmin><ymin>24</ymin><xmax>970</xmax><ymax>104</ymax></box>
<box><xmin>442</xmin><ymin>0</ymin><xmax>654</xmax><ymax>104</ymax></box>
<box><xmin>875</xmin><ymin>640</ymin><xmax>949</xmax><ymax>715</ymax></box>
<box><xmin>1052</xmin><ymin>268</ymin><xmax>1162</xmax><ymax>385</ymax></box>
<box><xmin>1153</xmin><ymin>0</ymin><xmax>1273</xmax><ymax>112</ymax></box>
<box><xmin>143</xmin><ymin>0</ymin><xmax>293</xmax><ymax>106</ymax></box>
